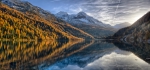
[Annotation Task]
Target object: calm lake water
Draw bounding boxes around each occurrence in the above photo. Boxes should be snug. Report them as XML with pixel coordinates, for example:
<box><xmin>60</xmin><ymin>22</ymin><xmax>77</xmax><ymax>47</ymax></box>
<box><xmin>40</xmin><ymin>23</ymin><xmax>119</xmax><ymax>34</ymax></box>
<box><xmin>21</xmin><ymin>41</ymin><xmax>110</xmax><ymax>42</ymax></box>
<box><xmin>0</xmin><ymin>40</ymin><xmax>150</xmax><ymax>70</ymax></box>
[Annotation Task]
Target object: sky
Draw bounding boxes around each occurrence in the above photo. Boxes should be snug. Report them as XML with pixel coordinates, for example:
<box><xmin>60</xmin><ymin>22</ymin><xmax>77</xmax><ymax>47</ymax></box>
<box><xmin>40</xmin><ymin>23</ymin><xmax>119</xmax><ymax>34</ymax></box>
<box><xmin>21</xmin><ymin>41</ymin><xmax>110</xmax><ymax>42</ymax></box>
<box><xmin>23</xmin><ymin>0</ymin><xmax>150</xmax><ymax>26</ymax></box>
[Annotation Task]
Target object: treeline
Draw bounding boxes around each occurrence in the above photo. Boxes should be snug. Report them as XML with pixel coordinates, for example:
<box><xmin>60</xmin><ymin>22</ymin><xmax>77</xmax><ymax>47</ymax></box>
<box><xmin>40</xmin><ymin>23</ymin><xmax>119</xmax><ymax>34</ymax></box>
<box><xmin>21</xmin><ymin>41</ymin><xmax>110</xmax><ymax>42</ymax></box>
<box><xmin>0</xmin><ymin>2</ymin><xmax>94</xmax><ymax>41</ymax></box>
<box><xmin>0</xmin><ymin>3</ymin><xmax>68</xmax><ymax>40</ymax></box>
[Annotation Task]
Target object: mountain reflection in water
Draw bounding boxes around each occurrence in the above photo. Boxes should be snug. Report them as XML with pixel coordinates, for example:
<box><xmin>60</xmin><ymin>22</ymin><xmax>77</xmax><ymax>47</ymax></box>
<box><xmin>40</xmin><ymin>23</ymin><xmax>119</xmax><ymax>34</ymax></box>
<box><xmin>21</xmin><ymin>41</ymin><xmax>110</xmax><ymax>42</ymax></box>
<box><xmin>0</xmin><ymin>40</ymin><xmax>150</xmax><ymax>70</ymax></box>
<box><xmin>41</xmin><ymin>41</ymin><xmax>150</xmax><ymax>70</ymax></box>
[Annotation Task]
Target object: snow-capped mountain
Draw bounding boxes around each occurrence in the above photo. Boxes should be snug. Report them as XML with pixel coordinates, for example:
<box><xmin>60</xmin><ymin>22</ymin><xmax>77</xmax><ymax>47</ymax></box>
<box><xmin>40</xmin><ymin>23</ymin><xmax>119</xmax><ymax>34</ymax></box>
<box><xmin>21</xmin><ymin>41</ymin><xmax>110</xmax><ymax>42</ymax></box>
<box><xmin>55</xmin><ymin>11</ymin><xmax>112</xmax><ymax>28</ymax></box>
<box><xmin>1</xmin><ymin>0</ymin><xmax>95</xmax><ymax>39</ymax></box>
<box><xmin>55</xmin><ymin>11</ymin><xmax>116</xmax><ymax>38</ymax></box>
<box><xmin>1</xmin><ymin>0</ymin><xmax>115</xmax><ymax>38</ymax></box>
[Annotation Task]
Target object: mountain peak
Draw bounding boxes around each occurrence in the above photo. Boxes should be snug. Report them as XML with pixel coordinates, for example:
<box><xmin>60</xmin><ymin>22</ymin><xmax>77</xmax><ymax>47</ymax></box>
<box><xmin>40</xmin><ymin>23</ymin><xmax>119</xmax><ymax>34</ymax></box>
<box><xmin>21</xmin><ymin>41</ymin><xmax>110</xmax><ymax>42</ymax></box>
<box><xmin>56</xmin><ymin>11</ymin><xmax>68</xmax><ymax>16</ymax></box>
<box><xmin>55</xmin><ymin>11</ymin><xmax>113</xmax><ymax>28</ymax></box>
<box><xmin>78</xmin><ymin>12</ymin><xmax>87</xmax><ymax>15</ymax></box>
<box><xmin>77</xmin><ymin>12</ymin><xmax>88</xmax><ymax>18</ymax></box>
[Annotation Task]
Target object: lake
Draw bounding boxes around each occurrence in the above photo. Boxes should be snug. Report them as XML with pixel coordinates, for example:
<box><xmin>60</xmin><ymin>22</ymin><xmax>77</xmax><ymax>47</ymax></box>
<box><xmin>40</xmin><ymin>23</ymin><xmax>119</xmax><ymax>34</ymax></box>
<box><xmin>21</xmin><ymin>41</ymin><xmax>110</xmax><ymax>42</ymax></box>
<box><xmin>0</xmin><ymin>40</ymin><xmax>150</xmax><ymax>70</ymax></box>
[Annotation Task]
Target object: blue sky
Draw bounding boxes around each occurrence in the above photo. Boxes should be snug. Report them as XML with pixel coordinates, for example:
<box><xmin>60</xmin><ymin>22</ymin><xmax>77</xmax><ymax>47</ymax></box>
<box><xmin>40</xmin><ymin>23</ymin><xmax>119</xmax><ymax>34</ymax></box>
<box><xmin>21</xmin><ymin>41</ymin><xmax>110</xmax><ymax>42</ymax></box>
<box><xmin>23</xmin><ymin>0</ymin><xmax>150</xmax><ymax>25</ymax></box>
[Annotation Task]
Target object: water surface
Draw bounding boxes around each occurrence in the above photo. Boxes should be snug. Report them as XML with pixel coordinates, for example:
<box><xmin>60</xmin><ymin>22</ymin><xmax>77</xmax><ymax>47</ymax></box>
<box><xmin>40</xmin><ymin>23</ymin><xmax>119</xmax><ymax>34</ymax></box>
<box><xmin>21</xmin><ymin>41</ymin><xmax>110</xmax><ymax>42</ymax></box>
<box><xmin>0</xmin><ymin>40</ymin><xmax>150</xmax><ymax>70</ymax></box>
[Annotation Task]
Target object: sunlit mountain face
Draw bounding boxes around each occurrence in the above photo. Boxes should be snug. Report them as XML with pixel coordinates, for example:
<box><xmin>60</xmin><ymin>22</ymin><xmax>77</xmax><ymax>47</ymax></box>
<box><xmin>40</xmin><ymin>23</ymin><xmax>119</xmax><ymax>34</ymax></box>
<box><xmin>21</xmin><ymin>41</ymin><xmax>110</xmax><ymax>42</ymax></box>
<box><xmin>23</xmin><ymin>0</ymin><xmax>150</xmax><ymax>26</ymax></box>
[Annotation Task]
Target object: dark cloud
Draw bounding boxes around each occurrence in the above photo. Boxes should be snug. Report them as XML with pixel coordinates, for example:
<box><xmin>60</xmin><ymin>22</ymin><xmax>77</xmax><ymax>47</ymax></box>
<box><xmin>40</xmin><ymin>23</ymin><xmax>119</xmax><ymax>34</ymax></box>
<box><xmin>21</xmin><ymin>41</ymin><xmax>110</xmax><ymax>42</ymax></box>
<box><xmin>23</xmin><ymin>0</ymin><xmax>150</xmax><ymax>25</ymax></box>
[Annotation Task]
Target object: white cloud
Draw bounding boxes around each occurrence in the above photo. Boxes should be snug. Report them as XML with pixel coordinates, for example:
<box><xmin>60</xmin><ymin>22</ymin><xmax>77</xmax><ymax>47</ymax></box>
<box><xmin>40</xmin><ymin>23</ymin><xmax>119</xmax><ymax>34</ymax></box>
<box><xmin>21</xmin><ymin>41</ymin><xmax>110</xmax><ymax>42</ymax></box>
<box><xmin>23</xmin><ymin>0</ymin><xmax>150</xmax><ymax>25</ymax></box>
<box><xmin>78</xmin><ymin>0</ymin><xmax>150</xmax><ymax>25</ymax></box>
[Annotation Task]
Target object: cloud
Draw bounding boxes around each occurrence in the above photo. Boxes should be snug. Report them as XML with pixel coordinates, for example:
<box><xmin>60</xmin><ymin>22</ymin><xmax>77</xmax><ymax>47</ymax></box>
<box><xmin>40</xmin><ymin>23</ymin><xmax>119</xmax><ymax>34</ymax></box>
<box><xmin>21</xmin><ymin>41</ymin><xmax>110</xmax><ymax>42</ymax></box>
<box><xmin>23</xmin><ymin>0</ymin><xmax>150</xmax><ymax>25</ymax></box>
<box><xmin>78</xmin><ymin>0</ymin><xmax>150</xmax><ymax>25</ymax></box>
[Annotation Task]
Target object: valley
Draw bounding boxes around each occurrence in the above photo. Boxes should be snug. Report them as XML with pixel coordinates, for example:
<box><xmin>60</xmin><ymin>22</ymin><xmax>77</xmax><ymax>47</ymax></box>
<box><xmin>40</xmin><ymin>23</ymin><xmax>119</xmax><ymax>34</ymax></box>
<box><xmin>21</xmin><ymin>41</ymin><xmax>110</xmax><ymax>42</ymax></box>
<box><xmin>0</xmin><ymin>0</ymin><xmax>150</xmax><ymax>70</ymax></box>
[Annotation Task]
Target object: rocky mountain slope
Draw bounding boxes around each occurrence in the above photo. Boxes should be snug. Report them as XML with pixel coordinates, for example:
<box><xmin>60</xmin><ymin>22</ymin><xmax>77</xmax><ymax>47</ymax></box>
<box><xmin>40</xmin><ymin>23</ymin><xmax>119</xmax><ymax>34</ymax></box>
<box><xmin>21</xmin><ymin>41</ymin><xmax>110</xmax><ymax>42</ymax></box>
<box><xmin>55</xmin><ymin>11</ymin><xmax>116</xmax><ymax>38</ymax></box>
<box><xmin>55</xmin><ymin>11</ymin><xmax>111</xmax><ymax>27</ymax></box>
<box><xmin>113</xmin><ymin>11</ymin><xmax>150</xmax><ymax>42</ymax></box>
<box><xmin>0</xmin><ymin>0</ymin><xmax>94</xmax><ymax>40</ymax></box>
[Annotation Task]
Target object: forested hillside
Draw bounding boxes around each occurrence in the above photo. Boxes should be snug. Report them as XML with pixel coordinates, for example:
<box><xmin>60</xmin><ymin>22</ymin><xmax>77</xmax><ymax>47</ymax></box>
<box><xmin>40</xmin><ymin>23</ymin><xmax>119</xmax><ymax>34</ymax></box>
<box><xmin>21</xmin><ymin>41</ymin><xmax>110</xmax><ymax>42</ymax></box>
<box><xmin>0</xmin><ymin>3</ymin><xmax>68</xmax><ymax>40</ymax></box>
<box><xmin>113</xmin><ymin>11</ymin><xmax>150</xmax><ymax>42</ymax></box>
<box><xmin>0</xmin><ymin>2</ymin><xmax>93</xmax><ymax>40</ymax></box>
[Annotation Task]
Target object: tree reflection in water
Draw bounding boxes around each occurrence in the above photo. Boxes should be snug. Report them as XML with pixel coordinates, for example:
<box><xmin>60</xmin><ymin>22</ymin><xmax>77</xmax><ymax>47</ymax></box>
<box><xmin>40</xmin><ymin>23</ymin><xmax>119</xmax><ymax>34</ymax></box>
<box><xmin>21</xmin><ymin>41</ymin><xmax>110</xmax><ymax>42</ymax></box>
<box><xmin>1</xmin><ymin>40</ymin><xmax>150</xmax><ymax>70</ymax></box>
<box><xmin>0</xmin><ymin>40</ymin><xmax>93</xmax><ymax>70</ymax></box>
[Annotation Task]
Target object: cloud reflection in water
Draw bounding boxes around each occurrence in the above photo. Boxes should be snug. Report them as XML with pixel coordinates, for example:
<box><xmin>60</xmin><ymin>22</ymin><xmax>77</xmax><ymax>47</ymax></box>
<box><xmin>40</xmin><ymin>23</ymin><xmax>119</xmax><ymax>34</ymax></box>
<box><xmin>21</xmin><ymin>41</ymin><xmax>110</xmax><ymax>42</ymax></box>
<box><xmin>45</xmin><ymin>49</ymin><xmax>150</xmax><ymax>70</ymax></box>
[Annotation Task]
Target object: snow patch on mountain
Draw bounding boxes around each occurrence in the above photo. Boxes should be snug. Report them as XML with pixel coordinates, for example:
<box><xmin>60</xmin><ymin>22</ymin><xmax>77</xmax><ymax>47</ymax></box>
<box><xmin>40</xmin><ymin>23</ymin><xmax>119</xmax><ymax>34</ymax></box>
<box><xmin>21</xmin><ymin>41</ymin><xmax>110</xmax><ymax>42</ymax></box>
<box><xmin>55</xmin><ymin>11</ymin><xmax>112</xmax><ymax>28</ymax></box>
<box><xmin>79</xmin><ymin>18</ymin><xmax>89</xmax><ymax>23</ymax></box>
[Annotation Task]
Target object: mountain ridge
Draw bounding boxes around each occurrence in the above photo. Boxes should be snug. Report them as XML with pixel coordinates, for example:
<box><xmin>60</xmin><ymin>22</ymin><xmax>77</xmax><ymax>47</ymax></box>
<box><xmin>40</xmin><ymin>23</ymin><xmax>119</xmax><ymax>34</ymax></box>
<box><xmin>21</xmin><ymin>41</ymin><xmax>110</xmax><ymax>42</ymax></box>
<box><xmin>55</xmin><ymin>11</ymin><xmax>112</xmax><ymax>27</ymax></box>
<box><xmin>0</xmin><ymin>0</ymin><xmax>94</xmax><ymax>40</ymax></box>
<box><xmin>113</xmin><ymin>11</ymin><xmax>150</xmax><ymax>42</ymax></box>
<box><xmin>55</xmin><ymin>11</ymin><xmax>116</xmax><ymax>38</ymax></box>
